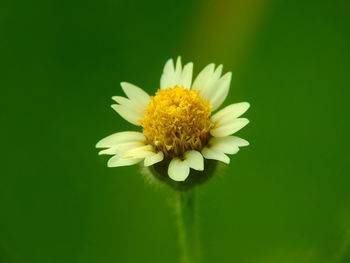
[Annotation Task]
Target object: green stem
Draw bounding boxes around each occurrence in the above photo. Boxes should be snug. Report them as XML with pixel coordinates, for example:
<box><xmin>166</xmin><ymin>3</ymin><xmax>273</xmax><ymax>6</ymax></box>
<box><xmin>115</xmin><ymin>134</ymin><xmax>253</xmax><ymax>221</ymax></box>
<box><xmin>176</xmin><ymin>190</ymin><xmax>200</xmax><ymax>263</ymax></box>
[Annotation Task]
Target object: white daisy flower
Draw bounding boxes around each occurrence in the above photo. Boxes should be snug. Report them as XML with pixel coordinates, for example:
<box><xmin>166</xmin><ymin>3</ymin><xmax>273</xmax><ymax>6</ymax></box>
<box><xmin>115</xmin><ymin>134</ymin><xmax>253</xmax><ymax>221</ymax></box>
<box><xmin>96</xmin><ymin>57</ymin><xmax>250</xmax><ymax>182</ymax></box>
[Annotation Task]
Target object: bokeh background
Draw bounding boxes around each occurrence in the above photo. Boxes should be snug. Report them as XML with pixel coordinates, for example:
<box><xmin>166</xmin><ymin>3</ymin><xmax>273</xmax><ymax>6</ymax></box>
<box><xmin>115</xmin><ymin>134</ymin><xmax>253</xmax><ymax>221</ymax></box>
<box><xmin>1</xmin><ymin>0</ymin><xmax>350</xmax><ymax>262</ymax></box>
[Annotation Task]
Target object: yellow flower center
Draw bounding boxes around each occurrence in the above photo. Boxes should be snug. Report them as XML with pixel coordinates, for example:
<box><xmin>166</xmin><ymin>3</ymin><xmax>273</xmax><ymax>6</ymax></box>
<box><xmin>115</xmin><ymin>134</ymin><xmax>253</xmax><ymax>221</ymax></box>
<box><xmin>141</xmin><ymin>86</ymin><xmax>212</xmax><ymax>157</ymax></box>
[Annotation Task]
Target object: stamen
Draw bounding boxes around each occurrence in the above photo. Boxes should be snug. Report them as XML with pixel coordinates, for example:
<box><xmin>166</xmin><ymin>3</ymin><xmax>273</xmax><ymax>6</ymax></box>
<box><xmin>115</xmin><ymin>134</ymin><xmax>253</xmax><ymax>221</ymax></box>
<box><xmin>141</xmin><ymin>86</ymin><xmax>212</xmax><ymax>157</ymax></box>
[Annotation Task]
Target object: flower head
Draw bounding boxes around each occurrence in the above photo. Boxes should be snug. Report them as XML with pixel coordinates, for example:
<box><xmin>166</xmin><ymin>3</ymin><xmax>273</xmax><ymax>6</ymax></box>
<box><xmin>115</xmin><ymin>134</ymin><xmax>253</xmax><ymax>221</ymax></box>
<box><xmin>96</xmin><ymin>57</ymin><xmax>250</xmax><ymax>184</ymax></box>
<box><xmin>142</xmin><ymin>86</ymin><xmax>212</xmax><ymax>157</ymax></box>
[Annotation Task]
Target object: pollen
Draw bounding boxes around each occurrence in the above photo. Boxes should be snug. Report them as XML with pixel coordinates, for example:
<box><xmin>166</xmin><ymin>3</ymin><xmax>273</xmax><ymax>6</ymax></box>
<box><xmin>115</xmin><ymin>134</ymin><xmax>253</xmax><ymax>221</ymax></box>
<box><xmin>141</xmin><ymin>86</ymin><xmax>212</xmax><ymax>157</ymax></box>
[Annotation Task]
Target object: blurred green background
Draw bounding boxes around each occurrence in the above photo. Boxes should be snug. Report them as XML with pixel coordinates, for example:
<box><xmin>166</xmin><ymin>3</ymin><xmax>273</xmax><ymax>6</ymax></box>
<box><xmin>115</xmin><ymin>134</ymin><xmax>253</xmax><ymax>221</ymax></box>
<box><xmin>1</xmin><ymin>0</ymin><xmax>350</xmax><ymax>262</ymax></box>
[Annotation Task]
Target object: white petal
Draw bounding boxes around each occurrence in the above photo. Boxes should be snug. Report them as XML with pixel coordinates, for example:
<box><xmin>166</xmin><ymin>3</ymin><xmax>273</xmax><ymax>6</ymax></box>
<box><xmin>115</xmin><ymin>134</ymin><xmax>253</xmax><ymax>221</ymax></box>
<box><xmin>209</xmin><ymin>137</ymin><xmax>240</xmax><ymax>154</ymax></box>
<box><xmin>161</xmin><ymin>57</ymin><xmax>182</xmax><ymax>89</ymax></box>
<box><xmin>107</xmin><ymin>155</ymin><xmax>143</xmax><ymax>167</ymax></box>
<box><xmin>211</xmin><ymin>102</ymin><xmax>250</xmax><ymax>124</ymax></box>
<box><xmin>174</xmin><ymin>56</ymin><xmax>182</xmax><ymax>81</ymax></box>
<box><xmin>160</xmin><ymin>58</ymin><xmax>175</xmax><ymax>89</ymax></box>
<box><xmin>111</xmin><ymin>96</ymin><xmax>145</xmax><ymax>112</ymax></box>
<box><xmin>201</xmin><ymin>65</ymin><xmax>224</xmax><ymax>99</ymax></box>
<box><xmin>179</xmin><ymin>62</ymin><xmax>193</xmax><ymax>89</ymax></box>
<box><xmin>99</xmin><ymin>148</ymin><xmax>118</xmax><ymax>155</ymax></box>
<box><xmin>120</xmin><ymin>82</ymin><xmax>151</xmax><ymax>108</ymax></box>
<box><xmin>160</xmin><ymin>57</ymin><xmax>193</xmax><ymax>90</ymax></box>
<box><xmin>213</xmin><ymin>64</ymin><xmax>223</xmax><ymax>79</ymax></box>
<box><xmin>210</xmin><ymin>118</ymin><xmax>249</xmax><ymax>137</ymax></box>
<box><xmin>111</xmin><ymin>96</ymin><xmax>129</xmax><ymax>105</ymax></box>
<box><xmin>201</xmin><ymin>147</ymin><xmax>230</xmax><ymax>164</ymax></box>
<box><xmin>210</xmin><ymin>72</ymin><xmax>232</xmax><ymax>111</ymax></box>
<box><xmin>111</xmin><ymin>104</ymin><xmax>143</xmax><ymax>126</ymax></box>
<box><xmin>111</xmin><ymin>97</ymin><xmax>146</xmax><ymax>122</ymax></box>
<box><xmin>168</xmin><ymin>158</ymin><xmax>190</xmax><ymax>182</ymax></box>
<box><xmin>191</xmin><ymin>63</ymin><xmax>231</xmax><ymax>109</ymax></box>
<box><xmin>227</xmin><ymin>136</ymin><xmax>249</xmax><ymax>147</ymax></box>
<box><xmin>191</xmin><ymin>63</ymin><xmax>215</xmax><ymax>95</ymax></box>
<box><xmin>209</xmin><ymin>136</ymin><xmax>249</xmax><ymax>150</ymax></box>
<box><xmin>184</xmin><ymin>150</ymin><xmax>204</xmax><ymax>171</ymax></box>
<box><xmin>144</xmin><ymin>151</ymin><xmax>164</xmax><ymax>167</ymax></box>
<box><xmin>123</xmin><ymin>145</ymin><xmax>155</xmax><ymax>159</ymax></box>
<box><xmin>96</xmin><ymin>131</ymin><xmax>146</xmax><ymax>148</ymax></box>
<box><xmin>98</xmin><ymin>141</ymin><xmax>145</xmax><ymax>155</ymax></box>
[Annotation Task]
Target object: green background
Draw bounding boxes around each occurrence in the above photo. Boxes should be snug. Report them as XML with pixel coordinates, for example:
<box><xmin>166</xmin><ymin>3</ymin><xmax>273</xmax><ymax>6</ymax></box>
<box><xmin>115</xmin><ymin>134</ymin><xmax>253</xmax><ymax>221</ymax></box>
<box><xmin>1</xmin><ymin>0</ymin><xmax>350</xmax><ymax>262</ymax></box>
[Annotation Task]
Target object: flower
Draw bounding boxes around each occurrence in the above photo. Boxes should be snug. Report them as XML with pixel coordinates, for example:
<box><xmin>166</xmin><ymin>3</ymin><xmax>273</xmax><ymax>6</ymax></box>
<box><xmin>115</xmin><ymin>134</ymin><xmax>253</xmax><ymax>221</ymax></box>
<box><xmin>96</xmin><ymin>57</ymin><xmax>250</xmax><ymax>182</ymax></box>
